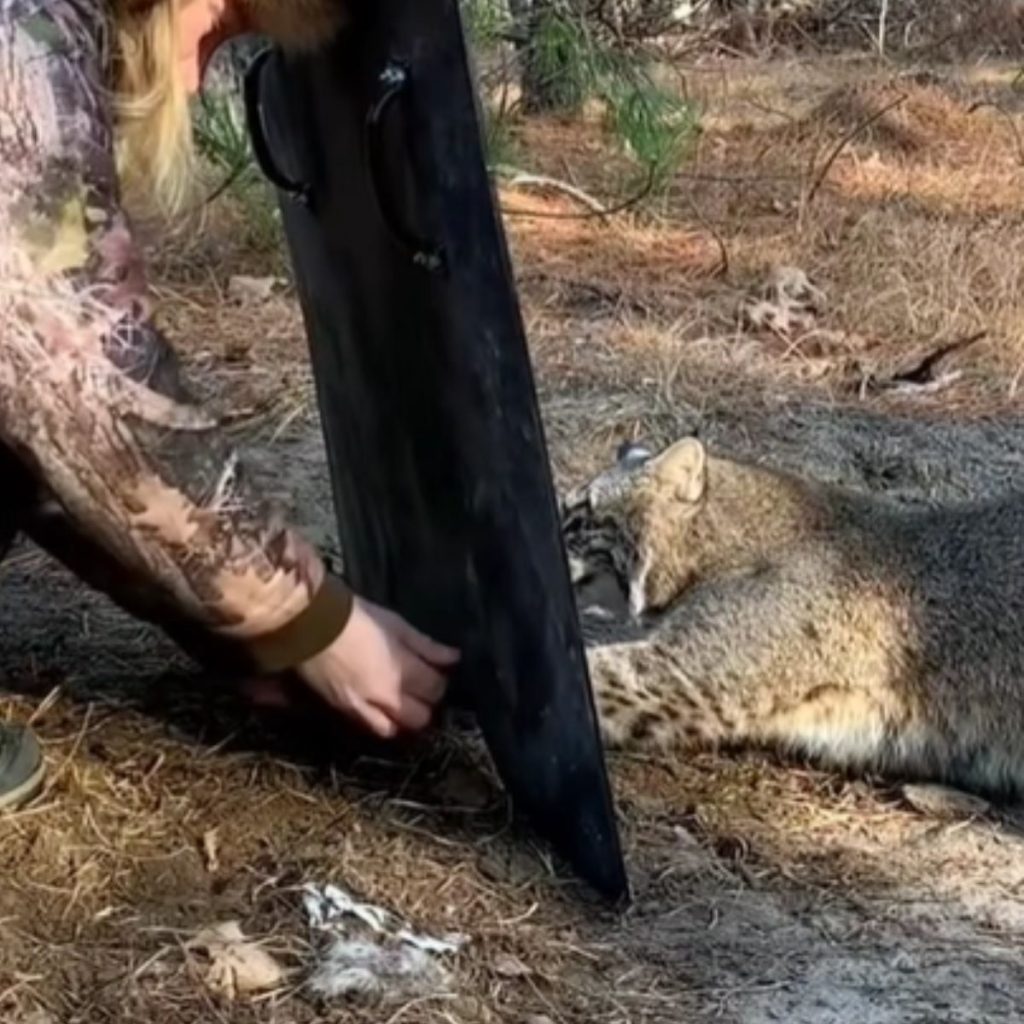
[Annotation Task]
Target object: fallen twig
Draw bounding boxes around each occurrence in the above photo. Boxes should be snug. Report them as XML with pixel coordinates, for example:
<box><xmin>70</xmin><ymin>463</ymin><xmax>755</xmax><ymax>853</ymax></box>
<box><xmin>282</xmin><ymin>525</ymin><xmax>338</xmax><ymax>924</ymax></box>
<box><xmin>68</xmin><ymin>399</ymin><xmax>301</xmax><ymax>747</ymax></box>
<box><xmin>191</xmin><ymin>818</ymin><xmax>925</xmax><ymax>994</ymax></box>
<box><xmin>493</xmin><ymin>163</ymin><xmax>657</xmax><ymax>221</ymax></box>
<box><xmin>494</xmin><ymin>167</ymin><xmax>610</xmax><ymax>216</ymax></box>
<box><xmin>803</xmin><ymin>93</ymin><xmax>908</xmax><ymax>207</ymax></box>
<box><xmin>889</xmin><ymin>330</ymin><xmax>987</xmax><ymax>386</ymax></box>
<box><xmin>679</xmin><ymin>193</ymin><xmax>730</xmax><ymax>279</ymax></box>
<box><xmin>861</xmin><ymin>330</ymin><xmax>986</xmax><ymax>395</ymax></box>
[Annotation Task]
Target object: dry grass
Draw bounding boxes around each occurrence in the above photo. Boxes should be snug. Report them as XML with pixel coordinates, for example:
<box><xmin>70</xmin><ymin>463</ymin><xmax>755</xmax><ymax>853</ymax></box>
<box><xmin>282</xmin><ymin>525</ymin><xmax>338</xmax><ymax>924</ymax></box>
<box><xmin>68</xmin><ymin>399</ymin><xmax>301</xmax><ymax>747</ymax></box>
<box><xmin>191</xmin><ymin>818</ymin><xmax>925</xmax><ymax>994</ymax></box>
<box><xmin>508</xmin><ymin>60</ymin><xmax>1024</xmax><ymax>424</ymax></box>
<box><xmin>5</xmin><ymin>52</ymin><xmax>1024</xmax><ymax>1024</ymax></box>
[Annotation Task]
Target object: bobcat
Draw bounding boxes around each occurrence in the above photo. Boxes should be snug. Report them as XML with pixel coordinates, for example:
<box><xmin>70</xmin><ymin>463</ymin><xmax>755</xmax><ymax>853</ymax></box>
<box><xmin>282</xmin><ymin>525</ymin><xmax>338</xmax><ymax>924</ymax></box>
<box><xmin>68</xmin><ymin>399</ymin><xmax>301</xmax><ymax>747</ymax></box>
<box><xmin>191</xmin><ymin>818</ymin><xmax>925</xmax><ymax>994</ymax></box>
<box><xmin>563</xmin><ymin>437</ymin><xmax>1024</xmax><ymax>798</ymax></box>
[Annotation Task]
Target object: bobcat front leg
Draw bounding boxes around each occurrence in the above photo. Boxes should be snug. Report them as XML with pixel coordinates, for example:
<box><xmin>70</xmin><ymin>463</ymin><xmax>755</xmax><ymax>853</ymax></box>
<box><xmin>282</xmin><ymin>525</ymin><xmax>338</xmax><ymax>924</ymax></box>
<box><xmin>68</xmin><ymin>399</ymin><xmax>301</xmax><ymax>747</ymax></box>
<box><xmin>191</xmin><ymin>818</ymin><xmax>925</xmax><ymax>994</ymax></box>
<box><xmin>588</xmin><ymin>638</ymin><xmax>714</xmax><ymax>750</ymax></box>
<box><xmin>587</xmin><ymin>633</ymin><xmax>768</xmax><ymax>751</ymax></box>
<box><xmin>587</xmin><ymin>553</ymin><xmax>907</xmax><ymax>766</ymax></box>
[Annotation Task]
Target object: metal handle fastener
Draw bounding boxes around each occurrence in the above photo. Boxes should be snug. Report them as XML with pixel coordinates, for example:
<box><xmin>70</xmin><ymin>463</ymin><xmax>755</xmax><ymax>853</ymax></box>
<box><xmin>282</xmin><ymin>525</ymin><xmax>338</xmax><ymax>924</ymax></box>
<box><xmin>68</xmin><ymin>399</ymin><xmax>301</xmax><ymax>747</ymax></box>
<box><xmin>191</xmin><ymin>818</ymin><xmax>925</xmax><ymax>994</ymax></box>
<box><xmin>366</xmin><ymin>62</ymin><xmax>445</xmax><ymax>273</ymax></box>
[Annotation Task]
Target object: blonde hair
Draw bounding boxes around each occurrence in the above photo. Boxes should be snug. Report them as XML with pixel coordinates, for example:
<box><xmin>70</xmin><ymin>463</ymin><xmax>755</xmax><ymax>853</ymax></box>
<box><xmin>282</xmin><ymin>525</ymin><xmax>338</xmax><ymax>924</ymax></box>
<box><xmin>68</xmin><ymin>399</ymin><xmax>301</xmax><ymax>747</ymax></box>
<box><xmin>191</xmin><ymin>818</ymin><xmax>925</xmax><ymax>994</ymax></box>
<box><xmin>110</xmin><ymin>0</ymin><xmax>346</xmax><ymax>221</ymax></box>
<box><xmin>112</xmin><ymin>0</ymin><xmax>196</xmax><ymax>222</ymax></box>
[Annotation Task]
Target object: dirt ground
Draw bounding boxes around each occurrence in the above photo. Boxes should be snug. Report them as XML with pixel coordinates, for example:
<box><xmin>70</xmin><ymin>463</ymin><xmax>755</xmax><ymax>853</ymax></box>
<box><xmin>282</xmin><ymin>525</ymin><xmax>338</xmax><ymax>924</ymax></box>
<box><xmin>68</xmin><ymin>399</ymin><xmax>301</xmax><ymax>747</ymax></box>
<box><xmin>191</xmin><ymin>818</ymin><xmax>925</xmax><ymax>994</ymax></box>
<box><xmin>7</xmin><ymin>53</ymin><xmax>1024</xmax><ymax>1024</ymax></box>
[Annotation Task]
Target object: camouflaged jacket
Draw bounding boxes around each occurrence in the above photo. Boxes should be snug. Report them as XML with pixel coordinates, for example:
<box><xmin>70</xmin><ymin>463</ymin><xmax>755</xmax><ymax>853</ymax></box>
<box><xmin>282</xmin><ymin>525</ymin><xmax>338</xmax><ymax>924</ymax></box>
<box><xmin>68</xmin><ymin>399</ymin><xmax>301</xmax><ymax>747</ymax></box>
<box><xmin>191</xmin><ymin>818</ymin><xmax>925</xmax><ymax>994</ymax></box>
<box><xmin>0</xmin><ymin>0</ymin><xmax>352</xmax><ymax>672</ymax></box>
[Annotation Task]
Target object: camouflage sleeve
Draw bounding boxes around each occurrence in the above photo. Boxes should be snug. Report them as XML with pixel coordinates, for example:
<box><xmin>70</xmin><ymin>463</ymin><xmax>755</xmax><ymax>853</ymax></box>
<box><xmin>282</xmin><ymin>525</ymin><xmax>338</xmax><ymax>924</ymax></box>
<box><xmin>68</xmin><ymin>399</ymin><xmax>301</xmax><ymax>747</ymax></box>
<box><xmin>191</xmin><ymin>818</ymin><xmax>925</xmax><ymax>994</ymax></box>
<box><xmin>0</xmin><ymin>2</ymin><xmax>352</xmax><ymax>670</ymax></box>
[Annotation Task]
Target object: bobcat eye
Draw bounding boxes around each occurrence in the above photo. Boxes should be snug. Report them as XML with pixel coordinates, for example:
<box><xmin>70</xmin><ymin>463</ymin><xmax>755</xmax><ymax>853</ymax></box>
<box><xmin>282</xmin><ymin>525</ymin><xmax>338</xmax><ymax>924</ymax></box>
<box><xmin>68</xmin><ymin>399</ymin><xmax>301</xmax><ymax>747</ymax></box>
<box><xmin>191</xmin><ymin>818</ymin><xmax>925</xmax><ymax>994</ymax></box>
<box><xmin>616</xmin><ymin>441</ymin><xmax>653</xmax><ymax>468</ymax></box>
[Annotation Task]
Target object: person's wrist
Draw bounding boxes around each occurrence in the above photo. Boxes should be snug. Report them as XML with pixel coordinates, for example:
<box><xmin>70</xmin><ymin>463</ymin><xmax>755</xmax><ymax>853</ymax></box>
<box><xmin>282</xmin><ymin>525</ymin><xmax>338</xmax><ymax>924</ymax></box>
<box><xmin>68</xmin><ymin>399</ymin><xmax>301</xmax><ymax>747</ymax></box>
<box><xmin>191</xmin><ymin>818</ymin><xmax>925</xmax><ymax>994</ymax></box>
<box><xmin>242</xmin><ymin>572</ymin><xmax>355</xmax><ymax>674</ymax></box>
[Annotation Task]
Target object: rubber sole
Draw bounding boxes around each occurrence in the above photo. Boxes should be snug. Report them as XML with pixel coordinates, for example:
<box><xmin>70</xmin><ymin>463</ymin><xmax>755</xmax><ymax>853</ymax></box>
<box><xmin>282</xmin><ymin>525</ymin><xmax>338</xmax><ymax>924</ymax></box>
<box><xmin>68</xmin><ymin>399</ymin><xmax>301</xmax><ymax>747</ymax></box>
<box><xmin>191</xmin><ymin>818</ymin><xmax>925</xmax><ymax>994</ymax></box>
<box><xmin>0</xmin><ymin>754</ymin><xmax>45</xmax><ymax>812</ymax></box>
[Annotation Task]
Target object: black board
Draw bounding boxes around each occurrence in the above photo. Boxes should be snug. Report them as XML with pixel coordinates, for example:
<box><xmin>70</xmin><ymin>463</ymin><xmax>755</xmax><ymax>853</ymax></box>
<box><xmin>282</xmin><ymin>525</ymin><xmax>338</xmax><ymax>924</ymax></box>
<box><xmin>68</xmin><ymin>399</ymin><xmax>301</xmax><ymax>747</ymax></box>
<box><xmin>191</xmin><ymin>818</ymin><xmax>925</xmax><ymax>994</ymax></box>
<box><xmin>243</xmin><ymin>0</ymin><xmax>628</xmax><ymax>902</ymax></box>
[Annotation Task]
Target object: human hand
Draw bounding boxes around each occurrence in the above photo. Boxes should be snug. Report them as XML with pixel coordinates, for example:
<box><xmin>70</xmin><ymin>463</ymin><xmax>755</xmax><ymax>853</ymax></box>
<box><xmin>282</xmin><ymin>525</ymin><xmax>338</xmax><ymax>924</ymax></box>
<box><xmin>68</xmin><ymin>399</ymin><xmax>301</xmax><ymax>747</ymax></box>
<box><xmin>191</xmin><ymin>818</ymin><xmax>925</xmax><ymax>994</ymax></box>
<box><xmin>295</xmin><ymin>596</ymin><xmax>460</xmax><ymax>738</ymax></box>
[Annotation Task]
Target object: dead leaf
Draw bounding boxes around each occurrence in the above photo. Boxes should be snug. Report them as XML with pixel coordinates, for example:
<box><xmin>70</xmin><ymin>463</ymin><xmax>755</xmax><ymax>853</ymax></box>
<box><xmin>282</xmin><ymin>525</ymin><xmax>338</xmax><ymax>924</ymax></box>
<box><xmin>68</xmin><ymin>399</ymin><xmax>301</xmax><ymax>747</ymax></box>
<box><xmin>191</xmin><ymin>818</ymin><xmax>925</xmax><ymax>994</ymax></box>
<box><xmin>901</xmin><ymin>784</ymin><xmax>991</xmax><ymax>820</ymax></box>
<box><xmin>740</xmin><ymin>297</ymin><xmax>816</xmax><ymax>339</ymax></box>
<box><xmin>765</xmin><ymin>265</ymin><xmax>826</xmax><ymax>312</ymax></box>
<box><xmin>227</xmin><ymin>275</ymin><xmax>283</xmax><ymax>305</ymax></box>
<box><xmin>477</xmin><ymin>846</ymin><xmax>544</xmax><ymax>886</ymax></box>
<box><xmin>740</xmin><ymin>264</ymin><xmax>828</xmax><ymax>340</ymax></box>
<box><xmin>493</xmin><ymin>952</ymin><xmax>532</xmax><ymax>978</ymax></box>
<box><xmin>188</xmin><ymin>920</ymin><xmax>287</xmax><ymax>1001</ymax></box>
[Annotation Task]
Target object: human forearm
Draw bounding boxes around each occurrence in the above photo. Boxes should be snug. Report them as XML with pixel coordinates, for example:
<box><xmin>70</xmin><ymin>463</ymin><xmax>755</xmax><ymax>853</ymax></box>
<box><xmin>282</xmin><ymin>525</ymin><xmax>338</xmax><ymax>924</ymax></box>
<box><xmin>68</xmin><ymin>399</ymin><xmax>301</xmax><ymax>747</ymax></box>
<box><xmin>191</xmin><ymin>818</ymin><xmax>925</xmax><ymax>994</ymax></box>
<box><xmin>1</xmin><ymin>1</ymin><xmax>350</xmax><ymax>666</ymax></box>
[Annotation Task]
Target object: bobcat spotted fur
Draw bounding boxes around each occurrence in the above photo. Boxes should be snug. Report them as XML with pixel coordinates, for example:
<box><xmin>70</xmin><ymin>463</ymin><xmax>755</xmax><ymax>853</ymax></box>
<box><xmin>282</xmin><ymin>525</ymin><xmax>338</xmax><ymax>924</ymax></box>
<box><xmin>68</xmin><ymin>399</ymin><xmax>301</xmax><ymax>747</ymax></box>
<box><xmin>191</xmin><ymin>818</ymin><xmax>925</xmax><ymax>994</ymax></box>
<box><xmin>564</xmin><ymin>437</ymin><xmax>1024</xmax><ymax>798</ymax></box>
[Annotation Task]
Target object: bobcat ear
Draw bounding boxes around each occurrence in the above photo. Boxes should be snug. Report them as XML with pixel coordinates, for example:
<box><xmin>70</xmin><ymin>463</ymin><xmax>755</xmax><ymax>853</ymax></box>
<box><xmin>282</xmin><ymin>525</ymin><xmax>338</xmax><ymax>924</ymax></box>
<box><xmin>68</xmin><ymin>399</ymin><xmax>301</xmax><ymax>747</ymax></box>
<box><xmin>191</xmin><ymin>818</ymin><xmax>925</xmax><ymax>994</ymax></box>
<box><xmin>649</xmin><ymin>438</ymin><xmax>707</xmax><ymax>503</ymax></box>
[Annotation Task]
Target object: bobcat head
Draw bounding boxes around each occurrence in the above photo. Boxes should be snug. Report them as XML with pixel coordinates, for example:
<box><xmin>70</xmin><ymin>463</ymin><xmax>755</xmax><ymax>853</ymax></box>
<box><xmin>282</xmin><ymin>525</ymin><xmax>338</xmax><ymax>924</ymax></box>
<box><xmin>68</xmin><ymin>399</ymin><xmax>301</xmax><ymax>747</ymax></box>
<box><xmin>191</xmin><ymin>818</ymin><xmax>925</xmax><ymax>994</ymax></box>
<box><xmin>562</xmin><ymin>437</ymin><xmax>709</xmax><ymax>619</ymax></box>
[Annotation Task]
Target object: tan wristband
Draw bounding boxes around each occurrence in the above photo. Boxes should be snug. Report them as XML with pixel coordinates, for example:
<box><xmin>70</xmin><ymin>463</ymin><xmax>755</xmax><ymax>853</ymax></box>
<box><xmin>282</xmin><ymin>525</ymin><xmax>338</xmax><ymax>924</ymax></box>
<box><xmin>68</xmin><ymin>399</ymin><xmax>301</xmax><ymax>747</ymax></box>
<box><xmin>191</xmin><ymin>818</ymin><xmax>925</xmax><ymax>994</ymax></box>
<box><xmin>242</xmin><ymin>573</ymin><xmax>355</xmax><ymax>674</ymax></box>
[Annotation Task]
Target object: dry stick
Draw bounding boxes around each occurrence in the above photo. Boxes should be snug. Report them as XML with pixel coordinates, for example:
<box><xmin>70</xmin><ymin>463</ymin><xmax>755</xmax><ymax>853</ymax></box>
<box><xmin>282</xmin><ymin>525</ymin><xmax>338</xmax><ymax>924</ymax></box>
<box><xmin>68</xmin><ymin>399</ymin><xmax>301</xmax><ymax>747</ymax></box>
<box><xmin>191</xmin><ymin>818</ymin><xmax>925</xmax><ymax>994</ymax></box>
<box><xmin>888</xmin><ymin>330</ymin><xmax>988</xmax><ymax>387</ymax></box>
<box><xmin>877</xmin><ymin>0</ymin><xmax>889</xmax><ymax>56</ymax></box>
<box><xmin>495</xmin><ymin>162</ymin><xmax>658</xmax><ymax>221</ymax></box>
<box><xmin>203</xmin><ymin>159</ymin><xmax>251</xmax><ymax>207</ymax></box>
<box><xmin>495</xmin><ymin>167</ymin><xmax>611</xmax><ymax>216</ymax></box>
<box><xmin>678</xmin><ymin>192</ymin><xmax>730</xmax><ymax>279</ymax></box>
<box><xmin>863</xmin><ymin>330</ymin><xmax>988</xmax><ymax>394</ymax></box>
<box><xmin>803</xmin><ymin>93</ymin><xmax>908</xmax><ymax>208</ymax></box>
<box><xmin>742</xmin><ymin>96</ymin><xmax>798</xmax><ymax>124</ymax></box>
